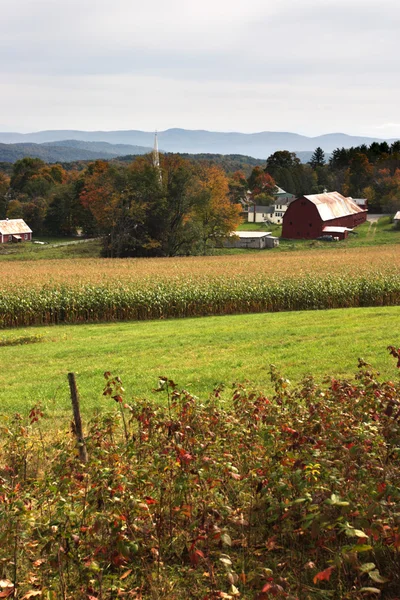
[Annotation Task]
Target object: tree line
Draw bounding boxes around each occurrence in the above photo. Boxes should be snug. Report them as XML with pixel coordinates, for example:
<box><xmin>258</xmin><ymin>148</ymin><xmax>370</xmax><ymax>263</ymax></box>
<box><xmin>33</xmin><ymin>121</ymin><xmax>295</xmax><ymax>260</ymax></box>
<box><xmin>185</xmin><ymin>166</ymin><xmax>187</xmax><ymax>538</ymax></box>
<box><xmin>238</xmin><ymin>142</ymin><xmax>400</xmax><ymax>212</ymax></box>
<box><xmin>0</xmin><ymin>155</ymin><xmax>242</xmax><ymax>257</ymax></box>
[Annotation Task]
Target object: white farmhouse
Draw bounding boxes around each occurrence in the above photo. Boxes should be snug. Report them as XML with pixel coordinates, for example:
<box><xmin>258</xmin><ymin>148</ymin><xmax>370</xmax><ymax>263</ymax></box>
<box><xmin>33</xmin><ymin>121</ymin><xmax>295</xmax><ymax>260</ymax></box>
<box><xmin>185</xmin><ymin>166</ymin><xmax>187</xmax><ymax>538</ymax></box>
<box><xmin>247</xmin><ymin>187</ymin><xmax>295</xmax><ymax>225</ymax></box>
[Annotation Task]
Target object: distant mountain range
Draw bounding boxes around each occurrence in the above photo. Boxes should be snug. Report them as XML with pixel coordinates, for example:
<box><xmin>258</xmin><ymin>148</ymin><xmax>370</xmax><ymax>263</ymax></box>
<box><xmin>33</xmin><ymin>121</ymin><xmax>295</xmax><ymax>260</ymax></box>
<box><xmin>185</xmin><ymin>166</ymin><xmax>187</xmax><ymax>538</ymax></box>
<box><xmin>0</xmin><ymin>139</ymin><xmax>151</xmax><ymax>164</ymax></box>
<box><xmin>0</xmin><ymin>128</ymin><xmax>398</xmax><ymax>163</ymax></box>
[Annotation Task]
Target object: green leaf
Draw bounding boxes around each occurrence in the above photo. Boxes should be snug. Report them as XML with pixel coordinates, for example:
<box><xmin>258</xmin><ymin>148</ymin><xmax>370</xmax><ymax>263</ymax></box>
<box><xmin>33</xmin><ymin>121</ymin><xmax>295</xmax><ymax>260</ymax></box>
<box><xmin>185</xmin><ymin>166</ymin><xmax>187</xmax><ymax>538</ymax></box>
<box><xmin>221</xmin><ymin>533</ymin><xmax>232</xmax><ymax>546</ymax></box>
<box><xmin>369</xmin><ymin>570</ymin><xmax>389</xmax><ymax>583</ymax></box>
<box><xmin>354</xmin><ymin>529</ymin><xmax>369</xmax><ymax>538</ymax></box>
<box><xmin>345</xmin><ymin>526</ymin><xmax>368</xmax><ymax>538</ymax></box>
<box><xmin>359</xmin><ymin>563</ymin><xmax>376</xmax><ymax>573</ymax></box>
<box><xmin>327</xmin><ymin>493</ymin><xmax>350</xmax><ymax>506</ymax></box>
<box><xmin>352</xmin><ymin>544</ymin><xmax>373</xmax><ymax>552</ymax></box>
<box><xmin>359</xmin><ymin>587</ymin><xmax>381</xmax><ymax>595</ymax></box>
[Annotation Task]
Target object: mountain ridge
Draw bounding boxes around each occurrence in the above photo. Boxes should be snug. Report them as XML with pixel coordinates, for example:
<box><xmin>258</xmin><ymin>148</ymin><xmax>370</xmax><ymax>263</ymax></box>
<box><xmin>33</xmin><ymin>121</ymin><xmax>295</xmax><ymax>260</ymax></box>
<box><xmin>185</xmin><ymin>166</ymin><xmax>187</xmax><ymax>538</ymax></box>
<box><xmin>0</xmin><ymin>129</ymin><xmax>397</xmax><ymax>162</ymax></box>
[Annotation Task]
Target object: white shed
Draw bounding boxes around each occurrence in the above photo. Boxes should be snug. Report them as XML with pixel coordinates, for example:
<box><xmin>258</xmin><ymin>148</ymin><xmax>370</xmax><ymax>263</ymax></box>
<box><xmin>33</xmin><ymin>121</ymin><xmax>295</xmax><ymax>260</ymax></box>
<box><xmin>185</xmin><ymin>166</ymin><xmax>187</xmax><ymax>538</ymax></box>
<box><xmin>225</xmin><ymin>231</ymin><xmax>279</xmax><ymax>249</ymax></box>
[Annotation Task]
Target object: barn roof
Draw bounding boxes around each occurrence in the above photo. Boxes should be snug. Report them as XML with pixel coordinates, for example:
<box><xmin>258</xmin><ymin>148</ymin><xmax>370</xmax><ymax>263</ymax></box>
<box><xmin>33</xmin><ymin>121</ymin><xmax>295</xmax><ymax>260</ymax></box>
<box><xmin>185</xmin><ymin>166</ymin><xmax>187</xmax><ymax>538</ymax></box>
<box><xmin>0</xmin><ymin>219</ymin><xmax>32</xmax><ymax>235</ymax></box>
<box><xmin>303</xmin><ymin>192</ymin><xmax>366</xmax><ymax>222</ymax></box>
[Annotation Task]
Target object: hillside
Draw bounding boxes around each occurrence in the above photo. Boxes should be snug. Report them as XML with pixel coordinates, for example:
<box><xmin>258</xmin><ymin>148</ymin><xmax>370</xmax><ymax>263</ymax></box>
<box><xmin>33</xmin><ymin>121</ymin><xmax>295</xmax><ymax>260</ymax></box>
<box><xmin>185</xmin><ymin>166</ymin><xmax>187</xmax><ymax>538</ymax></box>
<box><xmin>0</xmin><ymin>128</ymin><xmax>397</xmax><ymax>159</ymax></box>
<box><xmin>0</xmin><ymin>140</ymin><xmax>151</xmax><ymax>163</ymax></box>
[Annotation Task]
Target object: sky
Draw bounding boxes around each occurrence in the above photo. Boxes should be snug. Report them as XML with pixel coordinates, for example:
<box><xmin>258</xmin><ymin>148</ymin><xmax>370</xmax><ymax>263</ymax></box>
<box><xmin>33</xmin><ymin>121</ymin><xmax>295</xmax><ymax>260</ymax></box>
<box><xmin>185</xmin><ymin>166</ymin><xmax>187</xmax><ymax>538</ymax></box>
<box><xmin>1</xmin><ymin>0</ymin><xmax>400</xmax><ymax>137</ymax></box>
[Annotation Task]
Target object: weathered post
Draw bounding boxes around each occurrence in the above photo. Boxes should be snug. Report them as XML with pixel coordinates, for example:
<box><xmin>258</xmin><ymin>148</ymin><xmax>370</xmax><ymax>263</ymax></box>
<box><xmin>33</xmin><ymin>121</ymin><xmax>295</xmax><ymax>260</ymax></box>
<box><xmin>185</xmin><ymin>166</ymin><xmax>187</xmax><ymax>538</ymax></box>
<box><xmin>68</xmin><ymin>372</ymin><xmax>88</xmax><ymax>463</ymax></box>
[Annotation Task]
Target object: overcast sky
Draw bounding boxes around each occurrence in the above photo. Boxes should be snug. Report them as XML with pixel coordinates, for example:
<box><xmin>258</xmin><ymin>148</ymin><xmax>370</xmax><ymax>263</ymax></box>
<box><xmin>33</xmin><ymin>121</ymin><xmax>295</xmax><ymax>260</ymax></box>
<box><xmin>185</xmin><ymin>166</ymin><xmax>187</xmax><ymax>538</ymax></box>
<box><xmin>1</xmin><ymin>0</ymin><xmax>400</xmax><ymax>137</ymax></box>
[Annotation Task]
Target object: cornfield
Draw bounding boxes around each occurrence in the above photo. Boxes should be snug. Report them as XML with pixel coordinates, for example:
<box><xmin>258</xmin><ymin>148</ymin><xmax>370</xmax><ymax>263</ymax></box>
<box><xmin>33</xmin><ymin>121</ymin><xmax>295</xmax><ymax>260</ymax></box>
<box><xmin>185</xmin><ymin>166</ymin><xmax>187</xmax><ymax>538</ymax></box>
<box><xmin>0</xmin><ymin>246</ymin><xmax>398</xmax><ymax>327</ymax></box>
<box><xmin>1</xmin><ymin>271</ymin><xmax>399</xmax><ymax>328</ymax></box>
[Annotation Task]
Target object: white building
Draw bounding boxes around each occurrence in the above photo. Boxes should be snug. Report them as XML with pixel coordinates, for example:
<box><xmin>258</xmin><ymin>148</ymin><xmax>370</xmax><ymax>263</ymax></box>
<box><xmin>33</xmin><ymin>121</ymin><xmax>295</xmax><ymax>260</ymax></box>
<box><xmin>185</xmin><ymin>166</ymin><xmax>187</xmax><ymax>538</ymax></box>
<box><xmin>247</xmin><ymin>187</ymin><xmax>295</xmax><ymax>225</ymax></box>
<box><xmin>225</xmin><ymin>231</ymin><xmax>279</xmax><ymax>249</ymax></box>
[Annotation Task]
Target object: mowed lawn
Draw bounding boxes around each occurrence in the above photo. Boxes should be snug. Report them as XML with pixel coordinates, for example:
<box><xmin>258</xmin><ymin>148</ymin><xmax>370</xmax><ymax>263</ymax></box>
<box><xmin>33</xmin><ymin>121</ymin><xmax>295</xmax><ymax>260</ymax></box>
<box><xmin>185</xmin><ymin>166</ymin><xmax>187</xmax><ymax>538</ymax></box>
<box><xmin>1</xmin><ymin>306</ymin><xmax>399</xmax><ymax>421</ymax></box>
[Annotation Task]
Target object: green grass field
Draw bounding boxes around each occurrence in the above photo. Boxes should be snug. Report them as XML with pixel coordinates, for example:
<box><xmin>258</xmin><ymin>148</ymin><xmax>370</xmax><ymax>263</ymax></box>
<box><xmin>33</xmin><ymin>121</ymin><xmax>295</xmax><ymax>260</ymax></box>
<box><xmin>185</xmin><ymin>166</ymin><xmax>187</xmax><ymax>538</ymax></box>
<box><xmin>1</xmin><ymin>306</ymin><xmax>399</xmax><ymax>421</ymax></box>
<box><xmin>0</xmin><ymin>237</ymin><xmax>102</xmax><ymax>260</ymax></box>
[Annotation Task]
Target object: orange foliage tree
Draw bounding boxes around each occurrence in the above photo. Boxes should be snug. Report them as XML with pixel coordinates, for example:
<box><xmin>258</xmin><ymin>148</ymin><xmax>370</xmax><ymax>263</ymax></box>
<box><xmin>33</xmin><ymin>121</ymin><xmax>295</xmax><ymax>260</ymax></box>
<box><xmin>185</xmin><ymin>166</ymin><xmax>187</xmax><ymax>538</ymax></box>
<box><xmin>192</xmin><ymin>164</ymin><xmax>242</xmax><ymax>251</ymax></box>
<box><xmin>79</xmin><ymin>161</ymin><xmax>121</xmax><ymax>233</ymax></box>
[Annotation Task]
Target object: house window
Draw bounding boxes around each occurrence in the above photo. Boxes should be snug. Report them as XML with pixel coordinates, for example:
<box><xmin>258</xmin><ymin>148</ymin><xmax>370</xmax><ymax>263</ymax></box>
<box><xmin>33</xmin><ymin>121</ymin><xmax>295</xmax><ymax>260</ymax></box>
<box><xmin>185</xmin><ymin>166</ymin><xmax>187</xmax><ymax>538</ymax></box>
<box><xmin>9</xmin><ymin>236</ymin><xmax>12</xmax><ymax>241</ymax></box>
<box><xmin>24</xmin><ymin>234</ymin><xmax>28</xmax><ymax>240</ymax></box>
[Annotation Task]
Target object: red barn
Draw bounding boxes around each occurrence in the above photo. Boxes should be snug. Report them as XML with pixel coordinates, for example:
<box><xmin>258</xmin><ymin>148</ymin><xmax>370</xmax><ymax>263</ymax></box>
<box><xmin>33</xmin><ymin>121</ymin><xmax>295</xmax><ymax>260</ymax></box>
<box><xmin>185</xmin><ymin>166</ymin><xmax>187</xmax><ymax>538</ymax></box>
<box><xmin>0</xmin><ymin>219</ymin><xmax>32</xmax><ymax>243</ymax></box>
<box><xmin>282</xmin><ymin>192</ymin><xmax>367</xmax><ymax>240</ymax></box>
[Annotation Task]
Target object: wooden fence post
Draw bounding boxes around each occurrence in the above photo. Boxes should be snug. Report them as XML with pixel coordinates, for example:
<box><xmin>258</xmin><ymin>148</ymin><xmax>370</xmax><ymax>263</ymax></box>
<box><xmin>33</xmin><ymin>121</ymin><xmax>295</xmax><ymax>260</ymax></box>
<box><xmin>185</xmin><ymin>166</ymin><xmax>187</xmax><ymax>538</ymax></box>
<box><xmin>68</xmin><ymin>372</ymin><xmax>88</xmax><ymax>463</ymax></box>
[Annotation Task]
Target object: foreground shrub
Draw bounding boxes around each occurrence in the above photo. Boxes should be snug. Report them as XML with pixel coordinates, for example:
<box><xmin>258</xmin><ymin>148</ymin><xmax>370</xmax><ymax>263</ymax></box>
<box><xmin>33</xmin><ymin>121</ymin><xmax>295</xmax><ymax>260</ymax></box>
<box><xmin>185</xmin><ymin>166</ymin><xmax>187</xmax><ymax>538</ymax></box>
<box><xmin>1</xmin><ymin>349</ymin><xmax>400</xmax><ymax>599</ymax></box>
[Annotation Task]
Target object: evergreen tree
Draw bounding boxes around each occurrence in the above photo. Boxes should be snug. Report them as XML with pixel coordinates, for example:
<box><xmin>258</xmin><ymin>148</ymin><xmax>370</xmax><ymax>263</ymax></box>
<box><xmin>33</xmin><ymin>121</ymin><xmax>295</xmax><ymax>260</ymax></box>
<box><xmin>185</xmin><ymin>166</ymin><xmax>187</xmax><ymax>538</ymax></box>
<box><xmin>309</xmin><ymin>147</ymin><xmax>325</xmax><ymax>168</ymax></box>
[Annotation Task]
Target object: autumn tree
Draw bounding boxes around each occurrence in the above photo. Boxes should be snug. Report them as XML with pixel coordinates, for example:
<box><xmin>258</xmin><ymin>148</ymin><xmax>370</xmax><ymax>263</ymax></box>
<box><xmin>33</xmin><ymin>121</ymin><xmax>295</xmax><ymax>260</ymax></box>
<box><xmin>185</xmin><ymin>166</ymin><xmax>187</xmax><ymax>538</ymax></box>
<box><xmin>247</xmin><ymin>167</ymin><xmax>277</xmax><ymax>203</ymax></box>
<box><xmin>191</xmin><ymin>164</ymin><xmax>242</xmax><ymax>252</ymax></box>
<box><xmin>10</xmin><ymin>158</ymin><xmax>65</xmax><ymax>198</ymax></box>
<box><xmin>79</xmin><ymin>161</ymin><xmax>122</xmax><ymax>234</ymax></box>
<box><xmin>6</xmin><ymin>199</ymin><xmax>23</xmax><ymax>219</ymax></box>
<box><xmin>103</xmin><ymin>155</ymin><xmax>242</xmax><ymax>257</ymax></box>
<box><xmin>228</xmin><ymin>170</ymin><xmax>248</xmax><ymax>204</ymax></box>
<box><xmin>0</xmin><ymin>172</ymin><xmax>10</xmax><ymax>219</ymax></box>
<box><xmin>103</xmin><ymin>155</ymin><xmax>168</xmax><ymax>257</ymax></box>
<box><xmin>344</xmin><ymin>153</ymin><xmax>373</xmax><ymax>196</ymax></box>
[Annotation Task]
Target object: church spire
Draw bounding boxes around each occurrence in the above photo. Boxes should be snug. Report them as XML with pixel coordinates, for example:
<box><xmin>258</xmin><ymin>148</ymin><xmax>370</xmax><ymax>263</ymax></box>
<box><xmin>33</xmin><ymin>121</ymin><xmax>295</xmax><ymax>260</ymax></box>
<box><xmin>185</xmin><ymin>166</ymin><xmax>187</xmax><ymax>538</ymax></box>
<box><xmin>153</xmin><ymin>130</ymin><xmax>160</xmax><ymax>169</ymax></box>
<box><xmin>152</xmin><ymin>130</ymin><xmax>162</xmax><ymax>183</ymax></box>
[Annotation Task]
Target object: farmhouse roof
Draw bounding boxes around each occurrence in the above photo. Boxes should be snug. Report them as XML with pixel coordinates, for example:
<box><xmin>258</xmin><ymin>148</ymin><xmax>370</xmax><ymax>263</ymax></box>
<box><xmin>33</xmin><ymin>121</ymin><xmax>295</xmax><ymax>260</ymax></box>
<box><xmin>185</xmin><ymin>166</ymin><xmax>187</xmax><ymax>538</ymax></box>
<box><xmin>303</xmin><ymin>192</ymin><xmax>366</xmax><ymax>222</ymax></box>
<box><xmin>0</xmin><ymin>219</ymin><xmax>32</xmax><ymax>235</ymax></box>
<box><xmin>275</xmin><ymin>186</ymin><xmax>294</xmax><ymax>196</ymax></box>
<box><xmin>248</xmin><ymin>205</ymin><xmax>275</xmax><ymax>213</ymax></box>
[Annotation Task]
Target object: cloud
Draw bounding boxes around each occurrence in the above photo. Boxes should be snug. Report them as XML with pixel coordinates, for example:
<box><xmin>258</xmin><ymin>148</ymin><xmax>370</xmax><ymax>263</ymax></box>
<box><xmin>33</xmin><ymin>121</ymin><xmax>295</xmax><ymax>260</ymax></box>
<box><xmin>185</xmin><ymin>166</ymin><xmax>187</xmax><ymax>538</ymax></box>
<box><xmin>0</xmin><ymin>0</ymin><xmax>400</xmax><ymax>134</ymax></box>
<box><xmin>374</xmin><ymin>123</ymin><xmax>400</xmax><ymax>129</ymax></box>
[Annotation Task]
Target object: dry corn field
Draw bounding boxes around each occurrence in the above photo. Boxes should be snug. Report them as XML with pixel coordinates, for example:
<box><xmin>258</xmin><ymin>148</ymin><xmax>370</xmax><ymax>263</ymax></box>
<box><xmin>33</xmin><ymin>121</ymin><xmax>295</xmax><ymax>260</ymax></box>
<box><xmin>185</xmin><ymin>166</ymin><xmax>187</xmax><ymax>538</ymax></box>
<box><xmin>0</xmin><ymin>246</ymin><xmax>399</xmax><ymax>327</ymax></box>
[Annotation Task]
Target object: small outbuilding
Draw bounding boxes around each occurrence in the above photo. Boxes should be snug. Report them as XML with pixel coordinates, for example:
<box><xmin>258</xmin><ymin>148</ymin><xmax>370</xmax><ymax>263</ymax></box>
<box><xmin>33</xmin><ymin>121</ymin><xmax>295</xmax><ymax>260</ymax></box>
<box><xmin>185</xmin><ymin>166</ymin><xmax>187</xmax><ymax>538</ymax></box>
<box><xmin>350</xmin><ymin>197</ymin><xmax>368</xmax><ymax>210</ymax></box>
<box><xmin>282</xmin><ymin>192</ymin><xmax>367</xmax><ymax>239</ymax></box>
<box><xmin>321</xmin><ymin>226</ymin><xmax>353</xmax><ymax>241</ymax></box>
<box><xmin>394</xmin><ymin>211</ymin><xmax>400</xmax><ymax>228</ymax></box>
<box><xmin>225</xmin><ymin>231</ymin><xmax>279</xmax><ymax>249</ymax></box>
<box><xmin>0</xmin><ymin>219</ymin><xmax>32</xmax><ymax>243</ymax></box>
